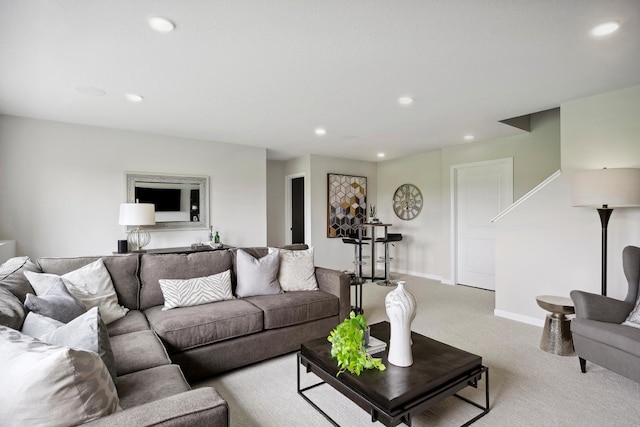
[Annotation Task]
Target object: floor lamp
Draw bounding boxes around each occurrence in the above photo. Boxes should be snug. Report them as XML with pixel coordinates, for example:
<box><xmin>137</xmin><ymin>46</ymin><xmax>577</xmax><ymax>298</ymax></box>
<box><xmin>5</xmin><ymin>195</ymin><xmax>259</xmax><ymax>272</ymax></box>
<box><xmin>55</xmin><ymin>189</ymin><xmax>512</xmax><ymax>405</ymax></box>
<box><xmin>571</xmin><ymin>168</ymin><xmax>640</xmax><ymax>296</ymax></box>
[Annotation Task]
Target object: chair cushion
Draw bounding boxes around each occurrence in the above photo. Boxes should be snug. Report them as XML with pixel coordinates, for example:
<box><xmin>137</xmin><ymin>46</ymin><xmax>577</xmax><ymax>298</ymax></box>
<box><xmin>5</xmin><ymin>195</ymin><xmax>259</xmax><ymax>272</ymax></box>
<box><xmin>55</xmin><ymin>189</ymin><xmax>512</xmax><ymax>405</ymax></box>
<box><xmin>144</xmin><ymin>299</ymin><xmax>263</xmax><ymax>353</ymax></box>
<box><xmin>244</xmin><ymin>290</ymin><xmax>339</xmax><ymax>330</ymax></box>
<box><xmin>107</xmin><ymin>310</ymin><xmax>150</xmax><ymax>336</ymax></box>
<box><xmin>110</xmin><ymin>330</ymin><xmax>171</xmax><ymax>376</ymax></box>
<box><xmin>139</xmin><ymin>251</ymin><xmax>233</xmax><ymax>310</ymax></box>
<box><xmin>0</xmin><ymin>256</ymin><xmax>39</xmax><ymax>303</ymax></box>
<box><xmin>37</xmin><ymin>255</ymin><xmax>140</xmax><ymax>310</ymax></box>
<box><xmin>572</xmin><ymin>318</ymin><xmax>640</xmax><ymax>357</ymax></box>
<box><xmin>116</xmin><ymin>364</ymin><xmax>190</xmax><ymax>410</ymax></box>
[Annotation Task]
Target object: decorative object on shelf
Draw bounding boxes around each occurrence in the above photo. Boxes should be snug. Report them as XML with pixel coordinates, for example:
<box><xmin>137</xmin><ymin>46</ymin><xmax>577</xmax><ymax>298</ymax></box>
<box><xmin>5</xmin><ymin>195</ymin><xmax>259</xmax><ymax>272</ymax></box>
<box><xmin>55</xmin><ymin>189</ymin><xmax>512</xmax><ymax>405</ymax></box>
<box><xmin>327</xmin><ymin>312</ymin><xmax>386</xmax><ymax>376</ymax></box>
<box><xmin>393</xmin><ymin>183</ymin><xmax>423</xmax><ymax>220</ymax></box>
<box><xmin>327</xmin><ymin>173</ymin><xmax>367</xmax><ymax>238</ymax></box>
<box><xmin>385</xmin><ymin>280</ymin><xmax>416</xmax><ymax>367</ymax></box>
<box><xmin>369</xmin><ymin>204</ymin><xmax>379</xmax><ymax>223</ymax></box>
<box><xmin>571</xmin><ymin>168</ymin><xmax>640</xmax><ymax>296</ymax></box>
<box><xmin>119</xmin><ymin>202</ymin><xmax>155</xmax><ymax>252</ymax></box>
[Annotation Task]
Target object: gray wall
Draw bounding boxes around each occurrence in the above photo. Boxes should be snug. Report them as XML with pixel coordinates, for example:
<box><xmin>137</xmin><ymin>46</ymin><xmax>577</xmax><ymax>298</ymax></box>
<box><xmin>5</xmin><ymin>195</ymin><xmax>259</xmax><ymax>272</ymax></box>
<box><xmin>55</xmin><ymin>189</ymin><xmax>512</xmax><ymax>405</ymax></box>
<box><xmin>0</xmin><ymin>115</ymin><xmax>268</xmax><ymax>257</ymax></box>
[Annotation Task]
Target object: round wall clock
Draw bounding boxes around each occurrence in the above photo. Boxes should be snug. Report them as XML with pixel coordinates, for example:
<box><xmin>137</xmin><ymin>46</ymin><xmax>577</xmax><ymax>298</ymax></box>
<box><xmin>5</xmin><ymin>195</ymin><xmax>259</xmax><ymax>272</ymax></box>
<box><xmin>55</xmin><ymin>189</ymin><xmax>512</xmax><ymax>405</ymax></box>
<box><xmin>393</xmin><ymin>183</ymin><xmax>423</xmax><ymax>220</ymax></box>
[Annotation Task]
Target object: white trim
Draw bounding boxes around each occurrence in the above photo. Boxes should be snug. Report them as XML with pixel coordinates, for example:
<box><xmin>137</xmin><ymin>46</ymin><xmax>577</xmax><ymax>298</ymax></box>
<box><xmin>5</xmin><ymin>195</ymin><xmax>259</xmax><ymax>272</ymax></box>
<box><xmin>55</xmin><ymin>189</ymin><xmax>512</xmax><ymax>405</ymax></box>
<box><xmin>494</xmin><ymin>309</ymin><xmax>544</xmax><ymax>327</ymax></box>
<box><xmin>391</xmin><ymin>268</ymin><xmax>443</xmax><ymax>282</ymax></box>
<box><xmin>492</xmin><ymin>170</ymin><xmax>562</xmax><ymax>222</ymax></box>
<box><xmin>450</xmin><ymin>158</ymin><xmax>514</xmax><ymax>286</ymax></box>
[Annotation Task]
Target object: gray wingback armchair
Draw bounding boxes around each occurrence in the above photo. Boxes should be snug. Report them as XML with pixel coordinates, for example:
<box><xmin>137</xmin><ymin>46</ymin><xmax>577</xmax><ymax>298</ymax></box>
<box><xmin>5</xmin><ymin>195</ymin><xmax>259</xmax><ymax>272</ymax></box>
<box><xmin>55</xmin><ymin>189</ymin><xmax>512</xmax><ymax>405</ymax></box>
<box><xmin>570</xmin><ymin>245</ymin><xmax>640</xmax><ymax>383</ymax></box>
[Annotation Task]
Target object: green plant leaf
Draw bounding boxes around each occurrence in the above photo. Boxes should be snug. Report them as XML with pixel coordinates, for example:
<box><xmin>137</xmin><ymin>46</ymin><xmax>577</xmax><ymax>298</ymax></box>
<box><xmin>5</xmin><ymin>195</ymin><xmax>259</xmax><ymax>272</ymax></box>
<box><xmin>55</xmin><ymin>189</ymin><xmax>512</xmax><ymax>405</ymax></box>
<box><xmin>327</xmin><ymin>311</ymin><xmax>385</xmax><ymax>376</ymax></box>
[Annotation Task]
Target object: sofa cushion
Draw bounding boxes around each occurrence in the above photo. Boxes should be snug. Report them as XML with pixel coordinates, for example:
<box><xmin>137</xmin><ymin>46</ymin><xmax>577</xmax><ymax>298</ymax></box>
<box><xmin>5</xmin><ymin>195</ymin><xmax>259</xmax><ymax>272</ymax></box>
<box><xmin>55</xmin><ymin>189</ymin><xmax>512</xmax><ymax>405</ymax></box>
<box><xmin>235</xmin><ymin>249</ymin><xmax>282</xmax><ymax>297</ymax></box>
<box><xmin>23</xmin><ymin>273</ymin><xmax>87</xmax><ymax>323</ymax></box>
<box><xmin>160</xmin><ymin>270</ymin><xmax>234</xmax><ymax>310</ymax></box>
<box><xmin>28</xmin><ymin>259</ymin><xmax>129</xmax><ymax>324</ymax></box>
<box><xmin>37</xmin><ymin>255</ymin><xmax>140</xmax><ymax>310</ymax></box>
<box><xmin>0</xmin><ymin>325</ymin><xmax>119</xmax><ymax>426</ymax></box>
<box><xmin>110</xmin><ymin>330</ymin><xmax>171</xmax><ymax>376</ymax></box>
<box><xmin>145</xmin><ymin>299</ymin><xmax>263</xmax><ymax>353</ymax></box>
<box><xmin>107</xmin><ymin>310</ymin><xmax>150</xmax><ymax>336</ymax></box>
<box><xmin>0</xmin><ymin>287</ymin><xmax>26</xmax><ymax>330</ymax></box>
<box><xmin>244</xmin><ymin>290</ymin><xmax>339</xmax><ymax>330</ymax></box>
<box><xmin>0</xmin><ymin>256</ymin><xmax>39</xmax><ymax>303</ymax></box>
<box><xmin>116</xmin><ymin>364</ymin><xmax>190</xmax><ymax>410</ymax></box>
<box><xmin>21</xmin><ymin>307</ymin><xmax>116</xmax><ymax>382</ymax></box>
<box><xmin>573</xmin><ymin>318</ymin><xmax>640</xmax><ymax>357</ymax></box>
<box><xmin>139</xmin><ymin>251</ymin><xmax>233</xmax><ymax>310</ymax></box>
<box><xmin>272</xmin><ymin>247</ymin><xmax>319</xmax><ymax>291</ymax></box>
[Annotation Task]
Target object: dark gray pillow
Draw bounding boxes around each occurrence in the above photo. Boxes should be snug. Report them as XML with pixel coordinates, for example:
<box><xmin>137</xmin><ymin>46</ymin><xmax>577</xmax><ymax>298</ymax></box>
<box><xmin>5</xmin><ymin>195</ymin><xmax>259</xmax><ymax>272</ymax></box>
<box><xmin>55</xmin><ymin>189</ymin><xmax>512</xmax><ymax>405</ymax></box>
<box><xmin>24</xmin><ymin>277</ymin><xmax>86</xmax><ymax>323</ymax></box>
<box><xmin>0</xmin><ymin>256</ymin><xmax>39</xmax><ymax>303</ymax></box>
<box><xmin>235</xmin><ymin>249</ymin><xmax>282</xmax><ymax>298</ymax></box>
<box><xmin>21</xmin><ymin>307</ymin><xmax>116</xmax><ymax>383</ymax></box>
<box><xmin>0</xmin><ymin>287</ymin><xmax>26</xmax><ymax>330</ymax></box>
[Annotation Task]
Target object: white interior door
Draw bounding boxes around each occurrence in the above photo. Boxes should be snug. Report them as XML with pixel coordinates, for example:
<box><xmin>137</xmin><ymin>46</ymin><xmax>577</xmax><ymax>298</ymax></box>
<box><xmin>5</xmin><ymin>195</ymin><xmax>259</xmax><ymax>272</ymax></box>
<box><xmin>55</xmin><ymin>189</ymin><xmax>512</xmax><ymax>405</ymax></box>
<box><xmin>454</xmin><ymin>159</ymin><xmax>512</xmax><ymax>290</ymax></box>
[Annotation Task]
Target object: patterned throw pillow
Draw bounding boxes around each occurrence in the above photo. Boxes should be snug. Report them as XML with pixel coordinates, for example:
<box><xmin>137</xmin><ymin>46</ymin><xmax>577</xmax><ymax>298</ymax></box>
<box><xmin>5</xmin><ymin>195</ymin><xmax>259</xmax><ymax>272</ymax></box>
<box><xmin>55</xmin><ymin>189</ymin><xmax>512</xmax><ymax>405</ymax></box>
<box><xmin>159</xmin><ymin>269</ymin><xmax>234</xmax><ymax>310</ymax></box>
<box><xmin>0</xmin><ymin>256</ymin><xmax>39</xmax><ymax>303</ymax></box>
<box><xmin>235</xmin><ymin>249</ymin><xmax>282</xmax><ymax>298</ymax></box>
<box><xmin>24</xmin><ymin>259</ymin><xmax>128</xmax><ymax>324</ymax></box>
<box><xmin>623</xmin><ymin>298</ymin><xmax>640</xmax><ymax>329</ymax></box>
<box><xmin>271</xmin><ymin>247</ymin><xmax>319</xmax><ymax>292</ymax></box>
<box><xmin>23</xmin><ymin>275</ymin><xmax>87</xmax><ymax>323</ymax></box>
<box><xmin>0</xmin><ymin>325</ymin><xmax>120</xmax><ymax>426</ymax></box>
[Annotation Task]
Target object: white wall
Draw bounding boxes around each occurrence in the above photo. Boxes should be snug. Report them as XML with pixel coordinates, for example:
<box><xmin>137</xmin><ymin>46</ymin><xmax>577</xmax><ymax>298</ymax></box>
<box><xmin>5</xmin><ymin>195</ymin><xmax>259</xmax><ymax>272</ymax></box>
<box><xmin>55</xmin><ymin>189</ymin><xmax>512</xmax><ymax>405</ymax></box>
<box><xmin>495</xmin><ymin>85</ymin><xmax>640</xmax><ymax>325</ymax></box>
<box><xmin>266</xmin><ymin>159</ymin><xmax>286</xmax><ymax>247</ymax></box>
<box><xmin>0</xmin><ymin>115</ymin><xmax>267</xmax><ymax>257</ymax></box>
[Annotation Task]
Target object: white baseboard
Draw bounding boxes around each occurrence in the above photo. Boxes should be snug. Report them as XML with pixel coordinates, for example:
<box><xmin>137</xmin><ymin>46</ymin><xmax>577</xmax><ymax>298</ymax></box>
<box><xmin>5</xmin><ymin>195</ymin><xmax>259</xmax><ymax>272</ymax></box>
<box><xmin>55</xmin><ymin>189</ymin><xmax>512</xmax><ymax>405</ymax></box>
<box><xmin>494</xmin><ymin>309</ymin><xmax>544</xmax><ymax>327</ymax></box>
<box><xmin>391</xmin><ymin>268</ymin><xmax>442</xmax><ymax>282</ymax></box>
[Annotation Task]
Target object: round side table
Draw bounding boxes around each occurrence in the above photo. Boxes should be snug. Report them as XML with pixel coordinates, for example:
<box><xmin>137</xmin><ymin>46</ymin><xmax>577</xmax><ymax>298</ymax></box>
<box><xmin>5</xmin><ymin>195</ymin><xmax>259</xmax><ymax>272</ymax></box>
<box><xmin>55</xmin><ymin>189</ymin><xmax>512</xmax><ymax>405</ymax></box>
<box><xmin>536</xmin><ymin>295</ymin><xmax>576</xmax><ymax>356</ymax></box>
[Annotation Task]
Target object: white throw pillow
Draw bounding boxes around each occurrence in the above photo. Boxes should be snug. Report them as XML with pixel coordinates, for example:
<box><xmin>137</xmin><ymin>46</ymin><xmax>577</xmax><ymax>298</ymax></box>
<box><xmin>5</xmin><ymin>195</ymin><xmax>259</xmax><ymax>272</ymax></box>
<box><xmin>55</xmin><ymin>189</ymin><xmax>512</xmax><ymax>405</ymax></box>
<box><xmin>24</xmin><ymin>259</ymin><xmax>128</xmax><ymax>324</ymax></box>
<box><xmin>623</xmin><ymin>298</ymin><xmax>640</xmax><ymax>329</ymax></box>
<box><xmin>0</xmin><ymin>325</ymin><xmax>120</xmax><ymax>426</ymax></box>
<box><xmin>159</xmin><ymin>269</ymin><xmax>234</xmax><ymax>310</ymax></box>
<box><xmin>235</xmin><ymin>249</ymin><xmax>282</xmax><ymax>298</ymax></box>
<box><xmin>270</xmin><ymin>247</ymin><xmax>319</xmax><ymax>292</ymax></box>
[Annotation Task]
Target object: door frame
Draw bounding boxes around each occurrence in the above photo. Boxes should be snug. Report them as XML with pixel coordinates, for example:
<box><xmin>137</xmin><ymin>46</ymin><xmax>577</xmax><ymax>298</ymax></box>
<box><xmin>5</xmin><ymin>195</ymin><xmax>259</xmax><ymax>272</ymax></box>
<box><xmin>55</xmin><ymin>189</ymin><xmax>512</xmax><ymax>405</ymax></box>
<box><xmin>450</xmin><ymin>158</ymin><xmax>513</xmax><ymax>286</ymax></box>
<box><xmin>285</xmin><ymin>172</ymin><xmax>311</xmax><ymax>246</ymax></box>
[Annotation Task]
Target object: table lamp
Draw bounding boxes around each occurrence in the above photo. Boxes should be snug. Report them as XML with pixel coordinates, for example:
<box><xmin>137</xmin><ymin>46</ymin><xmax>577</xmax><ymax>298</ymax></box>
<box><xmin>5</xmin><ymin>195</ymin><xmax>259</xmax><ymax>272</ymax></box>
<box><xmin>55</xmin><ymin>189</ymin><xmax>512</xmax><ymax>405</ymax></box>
<box><xmin>119</xmin><ymin>202</ymin><xmax>156</xmax><ymax>252</ymax></box>
<box><xmin>571</xmin><ymin>168</ymin><xmax>640</xmax><ymax>295</ymax></box>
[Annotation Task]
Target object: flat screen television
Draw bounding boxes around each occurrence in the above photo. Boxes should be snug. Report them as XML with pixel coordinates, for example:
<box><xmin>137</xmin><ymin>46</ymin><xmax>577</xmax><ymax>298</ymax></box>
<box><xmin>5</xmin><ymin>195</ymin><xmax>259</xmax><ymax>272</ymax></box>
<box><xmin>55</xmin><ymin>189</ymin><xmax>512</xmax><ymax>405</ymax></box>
<box><xmin>135</xmin><ymin>187</ymin><xmax>182</xmax><ymax>212</ymax></box>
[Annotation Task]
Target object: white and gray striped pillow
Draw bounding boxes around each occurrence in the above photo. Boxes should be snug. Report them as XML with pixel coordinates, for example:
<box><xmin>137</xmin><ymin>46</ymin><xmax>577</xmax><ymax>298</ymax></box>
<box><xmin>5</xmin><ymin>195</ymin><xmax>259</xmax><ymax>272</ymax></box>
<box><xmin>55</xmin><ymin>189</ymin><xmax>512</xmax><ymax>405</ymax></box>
<box><xmin>159</xmin><ymin>269</ymin><xmax>234</xmax><ymax>310</ymax></box>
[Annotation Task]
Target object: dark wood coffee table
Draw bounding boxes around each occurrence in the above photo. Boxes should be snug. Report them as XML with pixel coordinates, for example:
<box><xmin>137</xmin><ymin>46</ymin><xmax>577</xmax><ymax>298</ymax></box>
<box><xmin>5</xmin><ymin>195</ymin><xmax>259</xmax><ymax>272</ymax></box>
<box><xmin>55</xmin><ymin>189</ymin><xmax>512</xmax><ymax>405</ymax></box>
<box><xmin>298</xmin><ymin>321</ymin><xmax>489</xmax><ymax>426</ymax></box>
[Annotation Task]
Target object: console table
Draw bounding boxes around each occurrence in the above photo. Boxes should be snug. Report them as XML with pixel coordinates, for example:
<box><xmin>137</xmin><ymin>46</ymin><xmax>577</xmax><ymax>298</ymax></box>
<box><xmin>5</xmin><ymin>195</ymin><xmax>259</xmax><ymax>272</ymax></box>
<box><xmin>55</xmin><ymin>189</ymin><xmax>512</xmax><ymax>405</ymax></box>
<box><xmin>115</xmin><ymin>244</ymin><xmax>233</xmax><ymax>255</ymax></box>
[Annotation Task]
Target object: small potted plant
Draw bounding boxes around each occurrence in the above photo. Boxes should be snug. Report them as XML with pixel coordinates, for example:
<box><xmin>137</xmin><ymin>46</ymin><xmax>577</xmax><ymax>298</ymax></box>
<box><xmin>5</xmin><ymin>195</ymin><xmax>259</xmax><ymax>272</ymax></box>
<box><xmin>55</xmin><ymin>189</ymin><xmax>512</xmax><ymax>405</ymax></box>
<box><xmin>327</xmin><ymin>312</ymin><xmax>386</xmax><ymax>376</ymax></box>
<box><xmin>369</xmin><ymin>204</ymin><xmax>379</xmax><ymax>223</ymax></box>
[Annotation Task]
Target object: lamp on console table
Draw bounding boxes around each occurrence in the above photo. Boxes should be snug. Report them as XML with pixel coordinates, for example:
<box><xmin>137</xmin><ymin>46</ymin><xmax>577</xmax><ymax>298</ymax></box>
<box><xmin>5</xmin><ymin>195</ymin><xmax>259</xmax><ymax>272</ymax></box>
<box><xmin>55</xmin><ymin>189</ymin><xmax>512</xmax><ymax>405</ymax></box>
<box><xmin>119</xmin><ymin>202</ymin><xmax>156</xmax><ymax>252</ymax></box>
<box><xmin>571</xmin><ymin>168</ymin><xmax>640</xmax><ymax>296</ymax></box>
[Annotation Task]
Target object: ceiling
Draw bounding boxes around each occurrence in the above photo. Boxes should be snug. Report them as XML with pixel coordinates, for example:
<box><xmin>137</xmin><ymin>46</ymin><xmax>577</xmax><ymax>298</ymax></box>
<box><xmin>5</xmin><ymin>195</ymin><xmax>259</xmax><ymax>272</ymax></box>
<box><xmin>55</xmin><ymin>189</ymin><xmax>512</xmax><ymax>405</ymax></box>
<box><xmin>1</xmin><ymin>1</ymin><xmax>639</xmax><ymax>162</ymax></box>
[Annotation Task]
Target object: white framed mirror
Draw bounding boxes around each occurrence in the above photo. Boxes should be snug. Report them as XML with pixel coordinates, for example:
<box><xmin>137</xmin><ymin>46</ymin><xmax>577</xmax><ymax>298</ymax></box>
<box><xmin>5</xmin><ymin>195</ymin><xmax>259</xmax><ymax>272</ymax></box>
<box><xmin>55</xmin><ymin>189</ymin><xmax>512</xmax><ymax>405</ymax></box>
<box><xmin>126</xmin><ymin>172</ymin><xmax>209</xmax><ymax>231</ymax></box>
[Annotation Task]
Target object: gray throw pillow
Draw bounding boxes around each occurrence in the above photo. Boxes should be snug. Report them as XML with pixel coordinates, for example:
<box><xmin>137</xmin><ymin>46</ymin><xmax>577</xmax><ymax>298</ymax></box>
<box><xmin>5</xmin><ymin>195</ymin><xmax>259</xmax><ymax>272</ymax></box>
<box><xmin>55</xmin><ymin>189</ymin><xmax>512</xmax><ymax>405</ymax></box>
<box><xmin>0</xmin><ymin>287</ymin><xmax>26</xmax><ymax>330</ymax></box>
<box><xmin>21</xmin><ymin>307</ymin><xmax>116</xmax><ymax>382</ymax></box>
<box><xmin>235</xmin><ymin>249</ymin><xmax>282</xmax><ymax>298</ymax></box>
<box><xmin>24</xmin><ymin>275</ymin><xmax>86</xmax><ymax>323</ymax></box>
<box><xmin>0</xmin><ymin>256</ymin><xmax>39</xmax><ymax>303</ymax></box>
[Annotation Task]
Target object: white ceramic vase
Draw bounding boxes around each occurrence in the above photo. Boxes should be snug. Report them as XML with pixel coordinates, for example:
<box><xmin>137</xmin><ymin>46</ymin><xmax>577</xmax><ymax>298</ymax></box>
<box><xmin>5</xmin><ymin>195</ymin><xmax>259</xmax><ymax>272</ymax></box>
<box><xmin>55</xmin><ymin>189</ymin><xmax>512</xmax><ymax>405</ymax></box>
<box><xmin>385</xmin><ymin>280</ymin><xmax>416</xmax><ymax>367</ymax></box>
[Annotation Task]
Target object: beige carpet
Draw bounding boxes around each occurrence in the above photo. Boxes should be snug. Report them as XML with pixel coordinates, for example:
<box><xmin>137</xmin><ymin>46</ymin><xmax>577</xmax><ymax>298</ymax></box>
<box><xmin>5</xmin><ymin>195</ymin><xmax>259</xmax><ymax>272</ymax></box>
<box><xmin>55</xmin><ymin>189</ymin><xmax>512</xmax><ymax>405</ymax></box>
<box><xmin>195</xmin><ymin>274</ymin><xmax>640</xmax><ymax>426</ymax></box>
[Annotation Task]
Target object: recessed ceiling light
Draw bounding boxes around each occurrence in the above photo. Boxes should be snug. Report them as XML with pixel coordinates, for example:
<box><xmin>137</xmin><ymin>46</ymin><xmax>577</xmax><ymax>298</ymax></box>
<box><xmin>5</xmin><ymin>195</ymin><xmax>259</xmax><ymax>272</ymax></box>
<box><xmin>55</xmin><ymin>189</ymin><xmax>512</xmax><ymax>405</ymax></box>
<box><xmin>315</xmin><ymin>128</ymin><xmax>327</xmax><ymax>136</ymax></box>
<box><xmin>398</xmin><ymin>96</ymin><xmax>414</xmax><ymax>106</ymax></box>
<box><xmin>76</xmin><ymin>86</ymin><xmax>105</xmax><ymax>96</ymax></box>
<box><xmin>464</xmin><ymin>134</ymin><xmax>475</xmax><ymax>141</ymax></box>
<box><xmin>125</xmin><ymin>93</ymin><xmax>144</xmax><ymax>103</ymax></box>
<box><xmin>377</xmin><ymin>153</ymin><xmax>385</xmax><ymax>158</ymax></box>
<box><xmin>591</xmin><ymin>21</ymin><xmax>620</xmax><ymax>37</ymax></box>
<box><xmin>149</xmin><ymin>17</ymin><xmax>175</xmax><ymax>33</ymax></box>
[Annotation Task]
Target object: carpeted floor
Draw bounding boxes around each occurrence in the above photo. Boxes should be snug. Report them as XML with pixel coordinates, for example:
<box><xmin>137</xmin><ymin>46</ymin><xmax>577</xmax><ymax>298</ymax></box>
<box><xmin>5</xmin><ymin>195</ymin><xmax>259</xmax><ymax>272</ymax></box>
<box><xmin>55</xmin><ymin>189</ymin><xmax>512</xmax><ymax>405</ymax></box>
<box><xmin>195</xmin><ymin>274</ymin><xmax>640</xmax><ymax>426</ymax></box>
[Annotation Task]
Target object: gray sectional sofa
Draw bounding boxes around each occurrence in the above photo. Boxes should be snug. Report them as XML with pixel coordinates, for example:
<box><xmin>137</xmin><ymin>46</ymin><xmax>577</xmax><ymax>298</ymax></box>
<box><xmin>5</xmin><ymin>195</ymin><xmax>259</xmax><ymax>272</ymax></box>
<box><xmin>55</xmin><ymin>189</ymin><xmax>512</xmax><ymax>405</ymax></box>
<box><xmin>0</xmin><ymin>245</ymin><xmax>350</xmax><ymax>426</ymax></box>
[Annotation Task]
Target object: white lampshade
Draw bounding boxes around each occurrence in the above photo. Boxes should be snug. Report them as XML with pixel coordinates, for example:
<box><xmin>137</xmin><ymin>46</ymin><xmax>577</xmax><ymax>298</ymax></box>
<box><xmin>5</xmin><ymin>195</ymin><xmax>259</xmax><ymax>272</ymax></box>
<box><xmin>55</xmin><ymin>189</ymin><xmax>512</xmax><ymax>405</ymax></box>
<box><xmin>571</xmin><ymin>168</ymin><xmax>640</xmax><ymax>208</ymax></box>
<box><xmin>119</xmin><ymin>203</ymin><xmax>156</xmax><ymax>226</ymax></box>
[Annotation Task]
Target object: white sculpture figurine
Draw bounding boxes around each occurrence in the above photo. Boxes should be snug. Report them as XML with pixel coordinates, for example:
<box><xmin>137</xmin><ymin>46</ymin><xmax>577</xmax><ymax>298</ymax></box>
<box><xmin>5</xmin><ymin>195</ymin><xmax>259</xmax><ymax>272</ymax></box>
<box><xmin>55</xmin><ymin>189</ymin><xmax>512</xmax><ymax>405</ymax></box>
<box><xmin>385</xmin><ymin>280</ymin><xmax>416</xmax><ymax>367</ymax></box>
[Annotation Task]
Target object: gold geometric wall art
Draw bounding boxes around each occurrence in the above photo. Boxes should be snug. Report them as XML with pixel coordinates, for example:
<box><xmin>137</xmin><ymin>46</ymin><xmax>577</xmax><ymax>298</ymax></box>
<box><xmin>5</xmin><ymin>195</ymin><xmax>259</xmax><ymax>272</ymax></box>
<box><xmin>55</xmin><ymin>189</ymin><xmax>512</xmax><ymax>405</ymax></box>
<box><xmin>327</xmin><ymin>173</ymin><xmax>367</xmax><ymax>238</ymax></box>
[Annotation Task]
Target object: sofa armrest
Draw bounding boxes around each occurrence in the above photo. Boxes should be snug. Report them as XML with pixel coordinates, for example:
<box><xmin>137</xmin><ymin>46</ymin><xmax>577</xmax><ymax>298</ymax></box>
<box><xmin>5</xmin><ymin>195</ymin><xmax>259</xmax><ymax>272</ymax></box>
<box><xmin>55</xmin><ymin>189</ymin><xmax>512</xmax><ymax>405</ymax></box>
<box><xmin>85</xmin><ymin>388</ymin><xmax>228</xmax><ymax>427</ymax></box>
<box><xmin>570</xmin><ymin>290</ymin><xmax>634</xmax><ymax>324</ymax></box>
<box><xmin>315</xmin><ymin>267</ymin><xmax>351</xmax><ymax>322</ymax></box>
